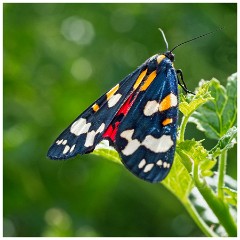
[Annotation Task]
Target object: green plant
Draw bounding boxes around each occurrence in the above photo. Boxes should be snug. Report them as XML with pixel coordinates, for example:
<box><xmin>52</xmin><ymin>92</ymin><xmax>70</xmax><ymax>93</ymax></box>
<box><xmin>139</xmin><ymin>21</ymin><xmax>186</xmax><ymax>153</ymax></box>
<box><xmin>92</xmin><ymin>73</ymin><xmax>237</xmax><ymax>237</ymax></box>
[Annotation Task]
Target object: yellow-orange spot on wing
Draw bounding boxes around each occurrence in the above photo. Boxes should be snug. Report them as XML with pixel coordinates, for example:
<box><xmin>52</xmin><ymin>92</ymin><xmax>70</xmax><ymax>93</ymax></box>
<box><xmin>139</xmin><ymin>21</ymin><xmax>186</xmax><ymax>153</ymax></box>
<box><xmin>106</xmin><ymin>84</ymin><xmax>119</xmax><ymax>100</ymax></box>
<box><xmin>159</xmin><ymin>93</ymin><xmax>178</xmax><ymax>111</ymax></box>
<box><xmin>92</xmin><ymin>103</ymin><xmax>100</xmax><ymax>112</ymax></box>
<box><xmin>157</xmin><ymin>55</ymin><xmax>165</xmax><ymax>64</ymax></box>
<box><xmin>162</xmin><ymin>118</ymin><xmax>173</xmax><ymax>126</ymax></box>
<box><xmin>140</xmin><ymin>70</ymin><xmax>157</xmax><ymax>91</ymax></box>
<box><xmin>133</xmin><ymin>69</ymin><xmax>147</xmax><ymax>90</ymax></box>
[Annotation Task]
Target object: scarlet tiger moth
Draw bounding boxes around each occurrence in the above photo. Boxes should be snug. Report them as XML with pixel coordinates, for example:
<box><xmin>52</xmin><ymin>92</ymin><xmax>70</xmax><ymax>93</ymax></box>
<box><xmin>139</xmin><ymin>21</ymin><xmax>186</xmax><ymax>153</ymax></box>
<box><xmin>47</xmin><ymin>29</ymin><xmax>218</xmax><ymax>183</ymax></box>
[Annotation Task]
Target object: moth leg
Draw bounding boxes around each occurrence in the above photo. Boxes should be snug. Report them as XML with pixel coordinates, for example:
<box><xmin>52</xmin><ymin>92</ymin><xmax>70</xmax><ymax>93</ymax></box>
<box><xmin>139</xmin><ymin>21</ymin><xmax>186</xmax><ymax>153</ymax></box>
<box><xmin>176</xmin><ymin>69</ymin><xmax>195</xmax><ymax>95</ymax></box>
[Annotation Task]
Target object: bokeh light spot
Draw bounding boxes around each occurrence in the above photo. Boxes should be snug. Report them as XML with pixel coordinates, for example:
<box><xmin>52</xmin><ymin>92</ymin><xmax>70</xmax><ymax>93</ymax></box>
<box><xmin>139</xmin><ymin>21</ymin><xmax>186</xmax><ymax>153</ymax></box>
<box><xmin>45</xmin><ymin>208</ymin><xmax>71</xmax><ymax>229</ymax></box>
<box><xmin>172</xmin><ymin>214</ymin><xmax>195</xmax><ymax>236</ymax></box>
<box><xmin>71</xmin><ymin>57</ymin><xmax>93</xmax><ymax>81</ymax></box>
<box><xmin>76</xmin><ymin>225</ymin><xmax>99</xmax><ymax>237</ymax></box>
<box><xmin>4</xmin><ymin>124</ymin><xmax>30</xmax><ymax>148</ymax></box>
<box><xmin>61</xmin><ymin>16</ymin><xmax>95</xmax><ymax>45</ymax></box>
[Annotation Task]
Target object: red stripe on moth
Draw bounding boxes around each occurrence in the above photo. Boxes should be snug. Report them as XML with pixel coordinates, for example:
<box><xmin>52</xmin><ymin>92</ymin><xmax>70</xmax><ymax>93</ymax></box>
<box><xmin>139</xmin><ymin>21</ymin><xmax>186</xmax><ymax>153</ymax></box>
<box><xmin>103</xmin><ymin>121</ymin><xmax>120</xmax><ymax>141</ymax></box>
<box><xmin>103</xmin><ymin>93</ymin><xmax>135</xmax><ymax>141</ymax></box>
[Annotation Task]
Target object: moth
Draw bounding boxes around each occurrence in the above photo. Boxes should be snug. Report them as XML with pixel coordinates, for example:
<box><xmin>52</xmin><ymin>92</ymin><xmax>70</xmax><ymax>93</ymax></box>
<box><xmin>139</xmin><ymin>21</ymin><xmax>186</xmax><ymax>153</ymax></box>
<box><xmin>48</xmin><ymin>29</ymin><xmax>216</xmax><ymax>183</ymax></box>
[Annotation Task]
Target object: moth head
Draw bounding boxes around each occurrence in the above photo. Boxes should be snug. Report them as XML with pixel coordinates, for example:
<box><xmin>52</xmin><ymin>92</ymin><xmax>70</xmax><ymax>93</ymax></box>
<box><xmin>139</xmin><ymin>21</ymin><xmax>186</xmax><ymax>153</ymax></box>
<box><xmin>164</xmin><ymin>51</ymin><xmax>175</xmax><ymax>62</ymax></box>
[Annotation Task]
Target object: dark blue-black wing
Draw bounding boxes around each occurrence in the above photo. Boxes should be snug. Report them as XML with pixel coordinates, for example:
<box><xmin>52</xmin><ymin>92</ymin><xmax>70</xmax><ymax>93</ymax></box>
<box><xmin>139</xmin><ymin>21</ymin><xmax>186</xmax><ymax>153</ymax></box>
<box><xmin>114</xmin><ymin>58</ymin><xmax>178</xmax><ymax>183</ymax></box>
<box><xmin>47</xmin><ymin>63</ymin><xmax>148</xmax><ymax>159</ymax></box>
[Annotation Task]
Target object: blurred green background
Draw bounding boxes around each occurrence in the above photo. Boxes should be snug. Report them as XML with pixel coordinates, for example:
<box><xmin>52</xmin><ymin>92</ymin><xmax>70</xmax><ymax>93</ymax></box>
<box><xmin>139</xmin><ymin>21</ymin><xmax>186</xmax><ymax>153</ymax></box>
<box><xmin>3</xmin><ymin>3</ymin><xmax>237</xmax><ymax>237</ymax></box>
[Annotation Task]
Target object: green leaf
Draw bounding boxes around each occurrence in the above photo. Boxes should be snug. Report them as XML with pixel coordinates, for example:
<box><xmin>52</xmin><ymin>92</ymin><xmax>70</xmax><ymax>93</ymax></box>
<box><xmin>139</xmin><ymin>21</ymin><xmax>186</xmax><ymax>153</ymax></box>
<box><xmin>189</xmin><ymin>74</ymin><xmax>237</xmax><ymax>139</ymax></box>
<box><xmin>163</xmin><ymin>139</ymin><xmax>217</xmax><ymax>201</ymax></box>
<box><xmin>92</xmin><ymin>140</ymin><xmax>122</xmax><ymax>165</ymax></box>
<box><xmin>179</xmin><ymin>80</ymin><xmax>213</xmax><ymax>117</ymax></box>
<box><xmin>93</xmin><ymin>140</ymin><xmax>195</xmax><ymax>201</ymax></box>
<box><xmin>92</xmin><ymin>139</ymin><xmax>216</xmax><ymax>201</ymax></box>
<box><xmin>177</xmin><ymin>140</ymin><xmax>217</xmax><ymax>178</ymax></box>
<box><xmin>162</xmin><ymin>152</ymin><xmax>194</xmax><ymax>200</ymax></box>
<box><xmin>223</xmin><ymin>187</ymin><xmax>237</xmax><ymax>206</ymax></box>
<box><xmin>93</xmin><ymin>139</ymin><xmax>196</xmax><ymax>200</ymax></box>
<box><xmin>210</xmin><ymin>126</ymin><xmax>237</xmax><ymax>158</ymax></box>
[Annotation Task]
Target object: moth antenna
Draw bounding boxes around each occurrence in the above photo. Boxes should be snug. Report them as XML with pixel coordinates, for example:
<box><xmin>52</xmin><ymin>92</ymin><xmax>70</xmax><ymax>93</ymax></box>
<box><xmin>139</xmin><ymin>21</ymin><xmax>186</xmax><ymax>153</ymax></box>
<box><xmin>158</xmin><ymin>28</ymin><xmax>169</xmax><ymax>51</ymax></box>
<box><xmin>170</xmin><ymin>27</ymin><xmax>224</xmax><ymax>52</ymax></box>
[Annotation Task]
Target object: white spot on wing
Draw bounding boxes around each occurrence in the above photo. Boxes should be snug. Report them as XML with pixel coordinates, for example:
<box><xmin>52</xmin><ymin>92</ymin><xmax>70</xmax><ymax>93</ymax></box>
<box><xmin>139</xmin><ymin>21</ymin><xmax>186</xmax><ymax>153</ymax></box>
<box><xmin>62</xmin><ymin>140</ymin><xmax>67</xmax><ymax>145</ymax></box>
<box><xmin>122</xmin><ymin>139</ymin><xmax>141</xmax><ymax>156</ymax></box>
<box><xmin>138</xmin><ymin>159</ymin><xmax>146</xmax><ymax>169</ymax></box>
<box><xmin>156</xmin><ymin>160</ymin><xmax>163</xmax><ymax>166</ymax></box>
<box><xmin>85</xmin><ymin>131</ymin><xmax>96</xmax><ymax>147</ymax></box>
<box><xmin>120</xmin><ymin>129</ymin><xmax>141</xmax><ymax>156</ymax></box>
<box><xmin>63</xmin><ymin>145</ymin><xmax>70</xmax><ymax>154</ymax></box>
<box><xmin>170</xmin><ymin>93</ymin><xmax>178</xmax><ymax>107</ymax></box>
<box><xmin>142</xmin><ymin>135</ymin><xmax>173</xmax><ymax>153</ymax></box>
<box><xmin>120</xmin><ymin>130</ymin><xmax>173</xmax><ymax>156</ymax></box>
<box><xmin>143</xmin><ymin>100</ymin><xmax>159</xmax><ymax>116</ymax></box>
<box><xmin>97</xmin><ymin>123</ymin><xmax>105</xmax><ymax>134</ymax></box>
<box><xmin>84</xmin><ymin>123</ymin><xmax>105</xmax><ymax>147</ymax></box>
<box><xmin>120</xmin><ymin>129</ymin><xmax>134</xmax><ymax>140</ymax></box>
<box><xmin>108</xmin><ymin>93</ymin><xmax>122</xmax><ymax>108</ymax></box>
<box><xmin>70</xmin><ymin>144</ymin><xmax>76</xmax><ymax>153</ymax></box>
<box><xmin>143</xmin><ymin>163</ymin><xmax>154</xmax><ymax>173</ymax></box>
<box><xmin>56</xmin><ymin>139</ymin><xmax>63</xmax><ymax>145</ymax></box>
<box><xmin>70</xmin><ymin>118</ymin><xmax>91</xmax><ymax>136</ymax></box>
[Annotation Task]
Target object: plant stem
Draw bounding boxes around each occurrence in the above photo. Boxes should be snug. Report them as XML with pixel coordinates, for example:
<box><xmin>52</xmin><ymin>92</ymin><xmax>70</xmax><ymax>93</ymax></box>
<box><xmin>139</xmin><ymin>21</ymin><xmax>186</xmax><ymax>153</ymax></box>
<box><xmin>217</xmin><ymin>151</ymin><xmax>227</xmax><ymax>199</ymax></box>
<box><xmin>179</xmin><ymin>115</ymin><xmax>189</xmax><ymax>142</ymax></box>
<box><xmin>184</xmin><ymin>199</ymin><xmax>218</xmax><ymax>237</ymax></box>
<box><xmin>194</xmin><ymin>174</ymin><xmax>237</xmax><ymax>236</ymax></box>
